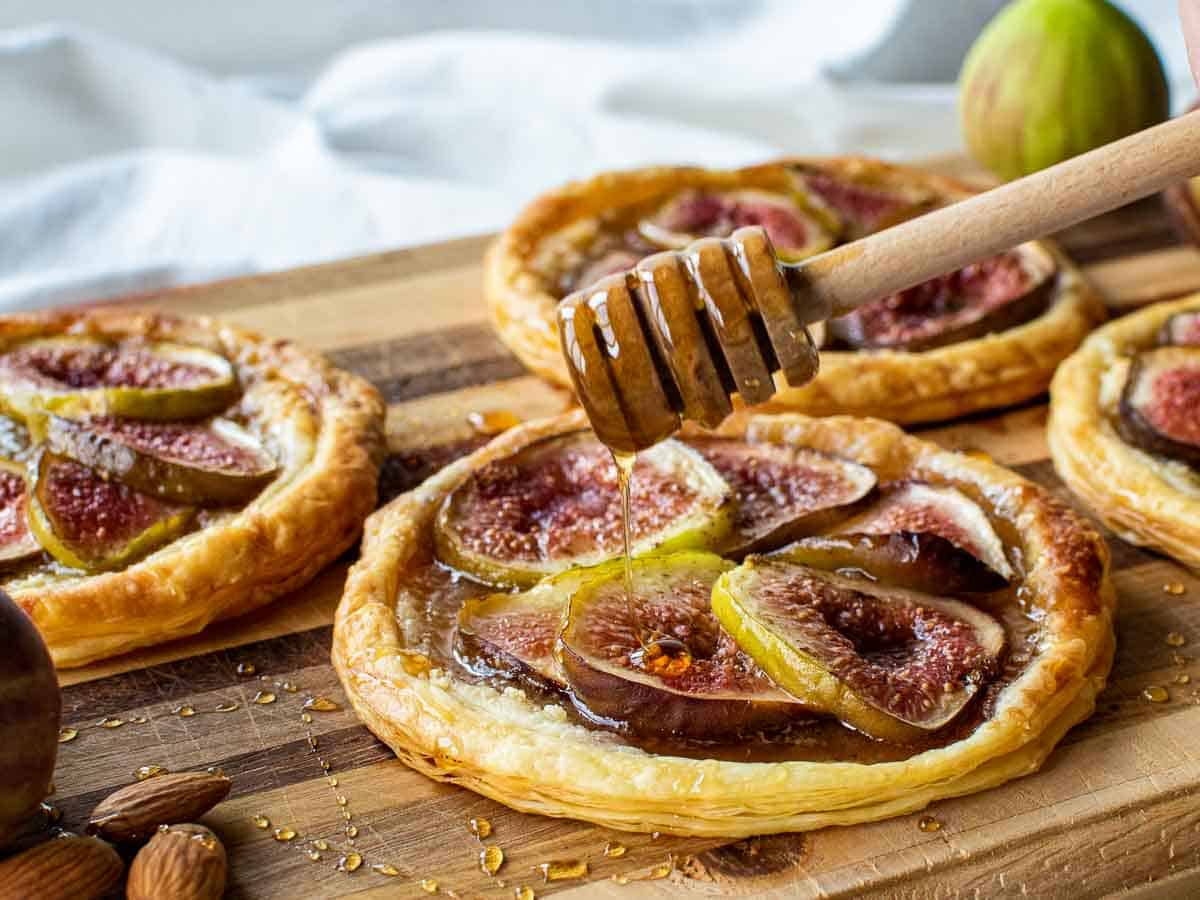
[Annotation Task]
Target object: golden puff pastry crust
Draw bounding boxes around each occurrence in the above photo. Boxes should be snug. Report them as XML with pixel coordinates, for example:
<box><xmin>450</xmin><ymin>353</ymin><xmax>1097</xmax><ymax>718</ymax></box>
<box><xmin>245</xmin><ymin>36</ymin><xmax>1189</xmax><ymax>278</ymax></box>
<box><xmin>484</xmin><ymin>157</ymin><xmax>1106</xmax><ymax>426</ymax></box>
<box><xmin>1048</xmin><ymin>294</ymin><xmax>1200</xmax><ymax>570</ymax></box>
<box><xmin>4</xmin><ymin>308</ymin><xmax>385</xmax><ymax>668</ymax></box>
<box><xmin>333</xmin><ymin>410</ymin><xmax>1114</xmax><ymax>837</ymax></box>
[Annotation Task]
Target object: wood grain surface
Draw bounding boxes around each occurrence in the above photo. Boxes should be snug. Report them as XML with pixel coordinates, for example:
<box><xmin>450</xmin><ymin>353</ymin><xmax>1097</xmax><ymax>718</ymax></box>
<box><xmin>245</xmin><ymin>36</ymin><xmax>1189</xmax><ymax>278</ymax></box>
<box><xmin>45</xmin><ymin>187</ymin><xmax>1200</xmax><ymax>899</ymax></box>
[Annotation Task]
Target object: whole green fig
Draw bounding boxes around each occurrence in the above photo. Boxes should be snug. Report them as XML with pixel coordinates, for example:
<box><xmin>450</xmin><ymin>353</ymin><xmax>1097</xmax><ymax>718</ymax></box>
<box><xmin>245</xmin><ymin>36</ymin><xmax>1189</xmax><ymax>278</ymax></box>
<box><xmin>960</xmin><ymin>0</ymin><xmax>1170</xmax><ymax>181</ymax></box>
<box><xmin>0</xmin><ymin>590</ymin><xmax>60</xmax><ymax>850</ymax></box>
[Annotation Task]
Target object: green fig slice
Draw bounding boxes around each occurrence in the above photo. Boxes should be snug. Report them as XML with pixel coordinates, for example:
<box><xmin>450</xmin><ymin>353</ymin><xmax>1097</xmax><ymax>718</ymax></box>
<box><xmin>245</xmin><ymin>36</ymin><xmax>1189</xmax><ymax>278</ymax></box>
<box><xmin>1117</xmin><ymin>346</ymin><xmax>1200</xmax><ymax>467</ymax></box>
<box><xmin>44</xmin><ymin>415</ymin><xmax>277</xmax><ymax>505</ymax></box>
<box><xmin>434</xmin><ymin>432</ymin><xmax>732</xmax><ymax>588</ymax></box>
<box><xmin>833</xmin><ymin>481</ymin><xmax>1014</xmax><ymax>582</ymax></box>
<box><xmin>559</xmin><ymin>552</ymin><xmax>810</xmax><ymax>739</ymax></box>
<box><xmin>0</xmin><ymin>461</ymin><xmax>42</xmax><ymax>570</ymax></box>
<box><xmin>28</xmin><ymin>452</ymin><xmax>193</xmax><ymax>572</ymax></box>
<box><xmin>638</xmin><ymin>190</ymin><xmax>836</xmax><ymax>261</ymax></box>
<box><xmin>777</xmin><ymin>532</ymin><xmax>1008</xmax><ymax>595</ymax></box>
<box><xmin>827</xmin><ymin>245</ymin><xmax>1055</xmax><ymax>352</ymax></box>
<box><xmin>686</xmin><ymin>437</ymin><xmax>877</xmax><ymax>556</ymax></box>
<box><xmin>712</xmin><ymin>559</ymin><xmax>1005</xmax><ymax>742</ymax></box>
<box><xmin>1159</xmin><ymin>310</ymin><xmax>1200</xmax><ymax>347</ymax></box>
<box><xmin>0</xmin><ymin>337</ymin><xmax>238</xmax><ymax>421</ymax></box>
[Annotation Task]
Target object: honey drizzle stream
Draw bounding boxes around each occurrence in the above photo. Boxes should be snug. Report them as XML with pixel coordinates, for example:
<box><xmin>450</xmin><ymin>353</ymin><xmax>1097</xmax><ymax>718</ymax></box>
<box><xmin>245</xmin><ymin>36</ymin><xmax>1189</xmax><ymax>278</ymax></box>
<box><xmin>612</xmin><ymin>450</ymin><xmax>637</xmax><ymax>607</ymax></box>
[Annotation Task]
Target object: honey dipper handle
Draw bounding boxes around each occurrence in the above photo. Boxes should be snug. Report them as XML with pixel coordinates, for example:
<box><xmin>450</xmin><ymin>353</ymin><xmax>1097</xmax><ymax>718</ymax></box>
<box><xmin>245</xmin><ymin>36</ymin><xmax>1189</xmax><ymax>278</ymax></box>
<box><xmin>788</xmin><ymin>110</ymin><xmax>1200</xmax><ymax>321</ymax></box>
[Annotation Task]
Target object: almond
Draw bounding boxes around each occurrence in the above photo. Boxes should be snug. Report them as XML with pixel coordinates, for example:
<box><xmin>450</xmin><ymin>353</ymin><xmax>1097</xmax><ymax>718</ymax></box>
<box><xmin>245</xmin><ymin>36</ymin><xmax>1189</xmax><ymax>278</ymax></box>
<box><xmin>87</xmin><ymin>771</ymin><xmax>231</xmax><ymax>843</ymax></box>
<box><xmin>128</xmin><ymin>823</ymin><xmax>227</xmax><ymax>900</ymax></box>
<box><xmin>0</xmin><ymin>834</ymin><xmax>123</xmax><ymax>900</ymax></box>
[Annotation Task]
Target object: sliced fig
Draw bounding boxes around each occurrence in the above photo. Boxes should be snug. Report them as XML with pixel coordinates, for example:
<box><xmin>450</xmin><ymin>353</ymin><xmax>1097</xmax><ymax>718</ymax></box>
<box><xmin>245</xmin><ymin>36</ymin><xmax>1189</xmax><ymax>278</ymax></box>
<box><xmin>776</xmin><ymin>532</ymin><xmax>1008</xmax><ymax>595</ymax></box>
<box><xmin>833</xmin><ymin>481</ymin><xmax>1014</xmax><ymax>582</ymax></box>
<box><xmin>1118</xmin><ymin>346</ymin><xmax>1200</xmax><ymax>467</ymax></box>
<box><xmin>0</xmin><ymin>337</ymin><xmax>238</xmax><ymax>421</ymax></box>
<box><xmin>453</xmin><ymin>572</ymin><xmax>583</xmax><ymax>694</ymax></box>
<box><xmin>434</xmin><ymin>432</ymin><xmax>732</xmax><ymax>588</ymax></box>
<box><xmin>712</xmin><ymin>559</ymin><xmax>1005</xmax><ymax>742</ymax></box>
<box><xmin>793</xmin><ymin>167</ymin><xmax>935</xmax><ymax>239</ymax></box>
<box><xmin>28</xmin><ymin>452</ymin><xmax>193</xmax><ymax>572</ymax></box>
<box><xmin>559</xmin><ymin>552</ymin><xmax>809</xmax><ymax>739</ymax></box>
<box><xmin>44</xmin><ymin>415</ymin><xmax>277</xmax><ymax>505</ymax></box>
<box><xmin>827</xmin><ymin>245</ymin><xmax>1055</xmax><ymax>351</ymax></box>
<box><xmin>638</xmin><ymin>190</ymin><xmax>836</xmax><ymax>261</ymax></box>
<box><xmin>1159</xmin><ymin>310</ymin><xmax>1200</xmax><ymax>347</ymax></box>
<box><xmin>686</xmin><ymin>437</ymin><xmax>877</xmax><ymax>556</ymax></box>
<box><xmin>0</xmin><ymin>461</ymin><xmax>41</xmax><ymax>569</ymax></box>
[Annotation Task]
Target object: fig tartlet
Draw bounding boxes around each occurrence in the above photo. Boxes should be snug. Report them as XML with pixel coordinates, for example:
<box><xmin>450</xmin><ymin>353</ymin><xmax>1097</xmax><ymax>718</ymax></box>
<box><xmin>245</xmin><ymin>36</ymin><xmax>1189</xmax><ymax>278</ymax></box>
<box><xmin>484</xmin><ymin>158</ymin><xmax>1106</xmax><ymax>425</ymax></box>
<box><xmin>334</xmin><ymin>410</ymin><xmax>1114</xmax><ymax>837</ymax></box>
<box><xmin>0</xmin><ymin>309</ymin><xmax>385</xmax><ymax>667</ymax></box>
<box><xmin>1049</xmin><ymin>294</ymin><xmax>1200</xmax><ymax>570</ymax></box>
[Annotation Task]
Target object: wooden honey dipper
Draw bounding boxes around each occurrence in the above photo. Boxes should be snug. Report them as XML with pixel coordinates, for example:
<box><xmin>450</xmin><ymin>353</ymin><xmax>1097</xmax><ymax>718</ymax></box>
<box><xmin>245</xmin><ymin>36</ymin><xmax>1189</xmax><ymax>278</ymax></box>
<box><xmin>558</xmin><ymin>110</ymin><xmax>1200</xmax><ymax>453</ymax></box>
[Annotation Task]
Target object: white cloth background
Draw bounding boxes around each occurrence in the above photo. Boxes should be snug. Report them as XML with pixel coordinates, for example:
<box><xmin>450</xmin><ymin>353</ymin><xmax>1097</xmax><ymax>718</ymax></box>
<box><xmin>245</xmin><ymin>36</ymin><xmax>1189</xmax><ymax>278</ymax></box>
<box><xmin>0</xmin><ymin>1</ymin><xmax>1192</xmax><ymax>311</ymax></box>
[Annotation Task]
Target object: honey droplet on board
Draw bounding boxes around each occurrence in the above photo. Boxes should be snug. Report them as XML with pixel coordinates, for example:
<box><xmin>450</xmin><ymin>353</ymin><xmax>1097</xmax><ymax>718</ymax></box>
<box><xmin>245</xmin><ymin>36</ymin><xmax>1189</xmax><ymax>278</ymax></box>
<box><xmin>313</xmin><ymin>839</ymin><xmax>330</xmax><ymax>851</ymax></box>
<box><xmin>41</xmin><ymin>803</ymin><xmax>61</xmax><ymax>824</ymax></box>
<box><xmin>274</xmin><ymin>827</ymin><xmax>297</xmax><ymax>842</ymax></box>
<box><xmin>300</xmin><ymin>713</ymin><xmax>313</xmax><ymax>724</ymax></box>
<box><xmin>645</xmin><ymin>861</ymin><xmax>673</xmax><ymax>880</ymax></box>
<box><xmin>468</xmin><ymin>817</ymin><xmax>492</xmax><ymax>839</ymax></box>
<box><xmin>236</xmin><ymin>662</ymin><xmax>257</xmax><ymax>676</ymax></box>
<box><xmin>327</xmin><ymin>776</ymin><xmax>338</xmax><ymax>787</ymax></box>
<box><xmin>603</xmin><ymin>841</ymin><xmax>627</xmax><ymax>858</ymax></box>
<box><xmin>537</xmin><ymin>859</ymin><xmax>589</xmax><ymax>882</ymax></box>
<box><xmin>252</xmin><ymin>815</ymin><xmax>270</xmax><ymax>830</ymax></box>
<box><xmin>480</xmin><ymin>845</ymin><xmax>505</xmax><ymax>875</ymax></box>
<box><xmin>1176</xmin><ymin>673</ymin><xmax>1191</xmax><ymax>685</ymax></box>
<box><xmin>308</xmin><ymin>735</ymin><xmax>320</xmax><ymax>751</ymax></box>
<box><xmin>918</xmin><ymin>815</ymin><xmax>942</xmax><ymax>833</ymax></box>
<box><xmin>513</xmin><ymin>887</ymin><xmax>535</xmax><ymax>900</ymax></box>
<box><xmin>336</xmin><ymin>795</ymin><xmax>348</xmax><ymax>807</ymax></box>
<box><xmin>215</xmin><ymin>701</ymin><xmax>239</xmax><ymax>713</ymax></box>
<box><xmin>346</xmin><ymin>825</ymin><xmax>359</xmax><ymax>839</ymax></box>
<box><xmin>57</xmin><ymin>727</ymin><xmax>78</xmax><ymax>743</ymax></box>
<box><xmin>1143</xmin><ymin>685</ymin><xmax>1170</xmax><ymax>703</ymax></box>
<box><xmin>98</xmin><ymin>716</ymin><xmax>124</xmax><ymax>729</ymax></box>
<box><xmin>306</xmin><ymin>848</ymin><xmax>321</xmax><ymax>861</ymax></box>
<box><xmin>174</xmin><ymin>704</ymin><xmax>196</xmax><ymax>718</ymax></box>
<box><xmin>373</xmin><ymin>863</ymin><xmax>401</xmax><ymax>877</ymax></box>
<box><xmin>303</xmin><ymin>696</ymin><xmax>341</xmax><ymax>713</ymax></box>
<box><xmin>1163</xmin><ymin>582</ymin><xmax>1186</xmax><ymax>596</ymax></box>
<box><xmin>253</xmin><ymin>691</ymin><xmax>277</xmax><ymax>705</ymax></box>
<box><xmin>128</xmin><ymin>715</ymin><xmax>149</xmax><ymax>725</ymax></box>
<box><xmin>340</xmin><ymin>852</ymin><xmax>363</xmax><ymax>873</ymax></box>
<box><xmin>134</xmin><ymin>765</ymin><xmax>168</xmax><ymax>781</ymax></box>
<box><xmin>420</xmin><ymin>879</ymin><xmax>439</xmax><ymax>894</ymax></box>
<box><xmin>281</xmin><ymin>681</ymin><xmax>300</xmax><ymax>693</ymax></box>
<box><xmin>468</xmin><ymin>409</ymin><xmax>522</xmax><ymax>435</ymax></box>
<box><xmin>1166</xmin><ymin>631</ymin><xmax>1187</xmax><ymax>647</ymax></box>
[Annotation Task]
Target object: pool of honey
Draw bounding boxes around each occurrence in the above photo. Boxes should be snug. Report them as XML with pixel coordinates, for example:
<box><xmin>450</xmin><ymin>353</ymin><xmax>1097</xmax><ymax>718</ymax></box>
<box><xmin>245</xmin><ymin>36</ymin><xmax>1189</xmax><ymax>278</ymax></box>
<box><xmin>395</xmin><ymin>530</ymin><xmax>1039</xmax><ymax>767</ymax></box>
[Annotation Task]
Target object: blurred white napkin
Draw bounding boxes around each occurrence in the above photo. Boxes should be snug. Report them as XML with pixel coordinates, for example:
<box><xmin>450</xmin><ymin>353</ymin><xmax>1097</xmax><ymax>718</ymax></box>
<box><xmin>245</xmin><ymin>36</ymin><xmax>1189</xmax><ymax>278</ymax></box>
<box><xmin>0</xmin><ymin>0</ymin><xmax>1190</xmax><ymax>310</ymax></box>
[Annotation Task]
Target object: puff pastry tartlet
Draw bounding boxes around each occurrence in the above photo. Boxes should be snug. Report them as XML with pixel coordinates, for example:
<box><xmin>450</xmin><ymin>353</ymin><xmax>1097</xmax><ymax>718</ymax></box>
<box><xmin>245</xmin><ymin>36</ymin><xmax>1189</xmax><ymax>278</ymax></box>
<box><xmin>485</xmin><ymin>158</ymin><xmax>1106</xmax><ymax>425</ymax></box>
<box><xmin>334</xmin><ymin>410</ymin><xmax>1114</xmax><ymax>837</ymax></box>
<box><xmin>1049</xmin><ymin>294</ymin><xmax>1200</xmax><ymax>570</ymax></box>
<box><xmin>1</xmin><ymin>309</ymin><xmax>385</xmax><ymax>668</ymax></box>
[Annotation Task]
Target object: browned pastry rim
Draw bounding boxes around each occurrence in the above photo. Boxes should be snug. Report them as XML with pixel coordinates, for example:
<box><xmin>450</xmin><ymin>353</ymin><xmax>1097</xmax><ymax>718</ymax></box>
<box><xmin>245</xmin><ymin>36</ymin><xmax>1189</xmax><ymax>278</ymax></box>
<box><xmin>484</xmin><ymin>157</ymin><xmax>1106</xmax><ymax>425</ymax></box>
<box><xmin>334</xmin><ymin>410</ymin><xmax>1114</xmax><ymax>837</ymax></box>
<box><xmin>3</xmin><ymin>308</ymin><xmax>385</xmax><ymax>668</ymax></box>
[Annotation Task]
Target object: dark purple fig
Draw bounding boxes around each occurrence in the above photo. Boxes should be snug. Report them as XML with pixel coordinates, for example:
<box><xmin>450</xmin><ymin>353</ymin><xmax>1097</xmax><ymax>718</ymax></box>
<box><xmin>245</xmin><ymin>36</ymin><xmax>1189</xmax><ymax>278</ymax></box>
<box><xmin>454</xmin><ymin>572</ymin><xmax>583</xmax><ymax>694</ymax></box>
<box><xmin>1159</xmin><ymin>310</ymin><xmax>1200</xmax><ymax>347</ymax></box>
<box><xmin>778</xmin><ymin>532</ymin><xmax>1007</xmax><ymax>595</ymax></box>
<box><xmin>434</xmin><ymin>432</ymin><xmax>731</xmax><ymax>588</ymax></box>
<box><xmin>638</xmin><ymin>189</ymin><xmax>836</xmax><ymax>261</ymax></box>
<box><xmin>827</xmin><ymin>244</ymin><xmax>1056</xmax><ymax>351</ymax></box>
<box><xmin>45</xmin><ymin>415</ymin><xmax>277</xmax><ymax>506</ymax></box>
<box><xmin>28</xmin><ymin>452</ymin><xmax>193</xmax><ymax>572</ymax></box>
<box><xmin>686</xmin><ymin>437</ymin><xmax>877</xmax><ymax>556</ymax></box>
<box><xmin>0</xmin><ymin>461</ymin><xmax>42</xmax><ymax>571</ymax></box>
<box><xmin>559</xmin><ymin>552</ymin><xmax>810</xmax><ymax>739</ymax></box>
<box><xmin>0</xmin><ymin>337</ymin><xmax>238</xmax><ymax>421</ymax></box>
<box><xmin>1118</xmin><ymin>346</ymin><xmax>1200</xmax><ymax>467</ymax></box>
<box><xmin>793</xmin><ymin>167</ymin><xmax>935</xmax><ymax>239</ymax></box>
<box><xmin>712</xmin><ymin>559</ymin><xmax>1005</xmax><ymax>742</ymax></box>
<box><xmin>833</xmin><ymin>481</ymin><xmax>1014</xmax><ymax>582</ymax></box>
<box><xmin>0</xmin><ymin>590</ymin><xmax>61</xmax><ymax>850</ymax></box>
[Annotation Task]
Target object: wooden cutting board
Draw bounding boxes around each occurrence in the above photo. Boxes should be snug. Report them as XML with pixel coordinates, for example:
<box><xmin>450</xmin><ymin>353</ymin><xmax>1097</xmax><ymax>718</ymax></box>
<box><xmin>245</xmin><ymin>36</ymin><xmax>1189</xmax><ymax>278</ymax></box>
<box><xmin>48</xmin><ymin>170</ymin><xmax>1200</xmax><ymax>899</ymax></box>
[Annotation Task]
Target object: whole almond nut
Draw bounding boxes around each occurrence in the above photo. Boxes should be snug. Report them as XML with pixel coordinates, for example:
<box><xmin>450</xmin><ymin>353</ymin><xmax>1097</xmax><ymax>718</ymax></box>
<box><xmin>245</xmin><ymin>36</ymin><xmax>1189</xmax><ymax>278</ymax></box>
<box><xmin>0</xmin><ymin>834</ymin><xmax>123</xmax><ymax>900</ymax></box>
<box><xmin>128</xmin><ymin>824</ymin><xmax>227</xmax><ymax>900</ymax></box>
<box><xmin>87</xmin><ymin>771</ymin><xmax>231</xmax><ymax>843</ymax></box>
